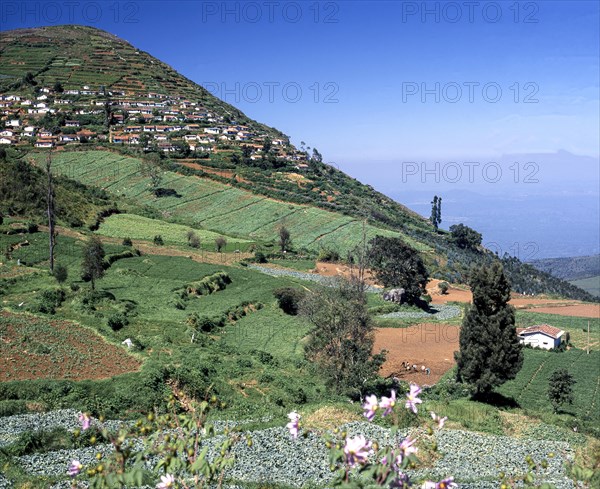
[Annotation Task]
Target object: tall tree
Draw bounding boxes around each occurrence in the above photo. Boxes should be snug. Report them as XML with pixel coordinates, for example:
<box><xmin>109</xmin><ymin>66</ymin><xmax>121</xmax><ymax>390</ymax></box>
<box><xmin>139</xmin><ymin>153</ymin><xmax>163</xmax><ymax>196</ymax></box>
<box><xmin>367</xmin><ymin>235</ymin><xmax>429</xmax><ymax>305</ymax></box>
<box><xmin>278</xmin><ymin>225</ymin><xmax>291</xmax><ymax>253</ymax></box>
<box><xmin>46</xmin><ymin>153</ymin><xmax>56</xmax><ymax>273</ymax></box>
<box><xmin>455</xmin><ymin>262</ymin><xmax>523</xmax><ymax>397</ymax></box>
<box><xmin>300</xmin><ymin>278</ymin><xmax>385</xmax><ymax>395</ymax></box>
<box><xmin>430</xmin><ymin>195</ymin><xmax>442</xmax><ymax>230</ymax></box>
<box><xmin>450</xmin><ymin>223</ymin><xmax>482</xmax><ymax>250</ymax></box>
<box><xmin>81</xmin><ymin>236</ymin><xmax>105</xmax><ymax>290</ymax></box>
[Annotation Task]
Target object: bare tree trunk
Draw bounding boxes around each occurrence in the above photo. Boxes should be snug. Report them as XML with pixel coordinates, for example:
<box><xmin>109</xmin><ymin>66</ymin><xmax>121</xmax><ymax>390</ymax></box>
<box><xmin>46</xmin><ymin>153</ymin><xmax>56</xmax><ymax>273</ymax></box>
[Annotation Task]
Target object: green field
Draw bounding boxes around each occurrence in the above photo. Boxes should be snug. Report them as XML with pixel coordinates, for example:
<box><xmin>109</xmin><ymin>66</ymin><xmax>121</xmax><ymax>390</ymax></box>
<box><xmin>33</xmin><ymin>151</ymin><xmax>431</xmax><ymax>254</ymax></box>
<box><xmin>569</xmin><ymin>276</ymin><xmax>600</xmax><ymax>298</ymax></box>
<box><xmin>498</xmin><ymin>348</ymin><xmax>600</xmax><ymax>423</ymax></box>
<box><xmin>96</xmin><ymin>213</ymin><xmax>253</xmax><ymax>250</ymax></box>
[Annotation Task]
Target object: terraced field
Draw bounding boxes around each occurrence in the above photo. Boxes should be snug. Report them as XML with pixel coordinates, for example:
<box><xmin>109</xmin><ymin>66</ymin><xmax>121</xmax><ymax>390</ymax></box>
<box><xmin>96</xmin><ymin>213</ymin><xmax>253</xmax><ymax>250</ymax></box>
<box><xmin>34</xmin><ymin>151</ymin><xmax>429</xmax><ymax>254</ymax></box>
<box><xmin>498</xmin><ymin>348</ymin><xmax>600</xmax><ymax>421</ymax></box>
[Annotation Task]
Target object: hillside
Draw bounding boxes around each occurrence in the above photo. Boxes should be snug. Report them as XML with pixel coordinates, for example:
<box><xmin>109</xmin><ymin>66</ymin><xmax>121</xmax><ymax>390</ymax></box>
<box><xmin>529</xmin><ymin>255</ymin><xmax>600</xmax><ymax>281</ymax></box>
<box><xmin>0</xmin><ymin>24</ymin><xmax>596</xmax><ymax>302</ymax></box>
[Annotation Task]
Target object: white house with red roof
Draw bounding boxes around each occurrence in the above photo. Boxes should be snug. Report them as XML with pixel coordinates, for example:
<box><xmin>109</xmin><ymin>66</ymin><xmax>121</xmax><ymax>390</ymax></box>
<box><xmin>517</xmin><ymin>324</ymin><xmax>564</xmax><ymax>350</ymax></box>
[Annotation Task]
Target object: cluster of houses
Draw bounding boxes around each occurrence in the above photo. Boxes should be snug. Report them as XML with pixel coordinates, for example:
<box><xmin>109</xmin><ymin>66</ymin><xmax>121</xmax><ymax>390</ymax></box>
<box><xmin>0</xmin><ymin>85</ymin><xmax>310</xmax><ymax>165</ymax></box>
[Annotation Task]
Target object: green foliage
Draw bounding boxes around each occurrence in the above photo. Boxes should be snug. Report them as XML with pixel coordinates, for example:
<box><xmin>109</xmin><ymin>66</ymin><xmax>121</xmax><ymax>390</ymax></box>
<box><xmin>107</xmin><ymin>313</ymin><xmax>129</xmax><ymax>331</ymax></box>
<box><xmin>122</xmin><ymin>237</ymin><xmax>133</xmax><ymax>247</ymax></box>
<box><xmin>450</xmin><ymin>223</ymin><xmax>482</xmax><ymax>250</ymax></box>
<box><xmin>215</xmin><ymin>235</ymin><xmax>227</xmax><ymax>252</ymax></box>
<box><xmin>81</xmin><ymin>235</ymin><xmax>105</xmax><ymax>289</ymax></box>
<box><xmin>455</xmin><ymin>262</ymin><xmax>523</xmax><ymax>396</ymax></box>
<box><xmin>254</xmin><ymin>251</ymin><xmax>268</xmax><ymax>263</ymax></box>
<box><xmin>278</xmin><ymin>225</ymin><xmax>292</xmax><ymax>252</ymax></box>
<box><xmin>273</xmin><ymin>287</ymin><xmax>305</xmax><ymax>315</ymax></box>
<box><xmin>438</xmin><ymin>281</ymin><xmax>449</xmax><ymax>294</ymax></box>
<box><xmin>301</xmin><ymin>278</ymin><xmax>385</xmax><ymax>395</ymax></box>
<box><xmin>368</xmin><ymin>235</ymin><xmax>429</xmax><ymax>305</ymax></box>
<box><xmin>185</xmin><ymin>271</ymin><xmax>232</xmax><ymax>296</ymax></box>
<box><xmin>317</xmin><ymin>248</ymin><xmax>340</xmax><ymax>262</ymax></box>
<box><xmin>548</xmin><ymin>368</ymin><xmax>576</xmax><ymax>413</ymax></box>
<box><xmin>27</xmin><ymin>287</ymin><xmax>66</xmax><ymax>314</ymax></box>
<box><xmin>0</xmin><ymin>399</ymin><xmax>29</xmax><ymax>417</ymax></box>
<box><xmin>153</xmin><ymin>234</ymin><xmax>164</xmax><ymax>246</ymax></box>
<box><xmin>52</xmin><ymin>262</ymin><xmax>68</xmax><ymax>283</ymax></box>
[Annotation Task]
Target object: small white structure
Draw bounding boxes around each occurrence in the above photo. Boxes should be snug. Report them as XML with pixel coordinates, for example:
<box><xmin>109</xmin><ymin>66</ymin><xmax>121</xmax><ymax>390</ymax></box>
<box><xmin>518</xmin><ymin>324</ymin><xmax>564</xmax><ymax>350</ymax></box>
<box><xmin>122</xmin><ymin>338</ymin><xmax>134</xmax><ymax>349</ymax></box>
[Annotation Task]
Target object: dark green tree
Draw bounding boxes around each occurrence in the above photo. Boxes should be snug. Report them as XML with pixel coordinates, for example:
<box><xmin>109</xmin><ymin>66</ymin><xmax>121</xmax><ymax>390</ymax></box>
<box><xmin>278</xmin><ymin>225</ymin><xmax>292</xmax><ymax>253</ymax></box>
<box><xmin>430</xmin><ymin>195</ymin><xmax>442</xmax><ymax>230</ymax></box>
<box><xmin>450</xmin><ymin>223</ymin><xmax>482</xmax><ymax>250</ymax></box>
<box><xmin>455</xmin><ymin>262</ymin><xmax>523</xmax><ymax>396</ymax></box>
<box><xmin>367</xmin><ymin>235</ymin><xmax>429</xmax><ymax>305</ymax></box>
<box><xmin>53</xmin><ymin>81</ymin><xmax>64</xmax><ymax>93</ymax></box>
<box><xmin>548</xmin><ymin>368</ymin><xmax>575</xmax><ymax>413</ymax></box>
<box><xmin>300</xmin><ymin>278</ymin><xmax>385</xmax><ymax>395</ymax></box>
<box><xmin>81</xmin><ymin>236</ymin><xmax>105</xmax><ymax>290</ymax></box>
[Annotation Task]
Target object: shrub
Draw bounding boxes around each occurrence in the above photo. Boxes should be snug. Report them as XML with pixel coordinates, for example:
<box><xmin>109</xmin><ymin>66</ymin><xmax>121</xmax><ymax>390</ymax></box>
<box><xmin>52</xmin><ymin>263</ymin><xmax>68</xmax><ymax>284</ymax></box>
<box><xmin>107</xmin><ymin>313</ymin><xmax>129</xmax><ymax>331</ymax></box>
<box><xmin>0</xmin><ymin>399</ymin><xmax>28</xmax><ymax>417</ymax></box>
<box><xmin>273</xmin><ymin>287</ymin><xmax>305</xmax><ymax>315</ymax></box>
<box><xmin>153</xmin><ymin>235</ymin><xmax>164</xmax><ymax>246</ymax></box>
<box><xmin>189</xmin><ymin>234</ymin><xmax>201</xmax><ymax>248</ymax></box>
<box><xmin>122</xmin><ymin>237</ymin><xmax>133</xmax><ymax>247</ymax></box>
<box><xmin>318</xmin><ymin>248</ymin><xmax>340</xmax><ymax>262</ymax></box>
<box><xmin>215</xmin><ymin>236</ymin><xmax>227</xmax><ymax>252</ymax></box>
<box><xmin>438</xmin><ymin>281</ymin><xmax>449</xmax><ymax>294</ymax></box>
<box><xmin>254</xmin><ymin>251</ymin><xmax>267</xmax><ymax>263</ymax></box>
<box><xmin>28</xmin><ymin>288</ymin><xmax>66</xmax><ymax>314</ymax></box>
<box><xmin>186</xmin><ymin>271</ymin><xmax>231</xmax><ymax>296</ymax></box>
<box><xmin>26</xmin><ymin>222</ymin><xmax>38</xmax><ymax>233</ymax></box>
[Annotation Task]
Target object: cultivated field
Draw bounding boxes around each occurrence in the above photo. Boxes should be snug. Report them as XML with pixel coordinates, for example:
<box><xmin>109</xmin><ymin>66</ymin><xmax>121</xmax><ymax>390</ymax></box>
<box><xmin>96</xmin><ymin>213</ymin><xmax>253</xmax><ymax>250</ymax></box>
<box><xmin>0</xmin><ymin>311</ymin><xmax>141</xmax><ymax>381</ymax></box>
<box><xmin>34</xmin><ymin>151</ymin><xmax>428</xmax><ymax>254</ymax></box>
<box><xmin>373</xmin><ymin>324</ymin><xmax>460</xmax><ymax>384</ymax></box>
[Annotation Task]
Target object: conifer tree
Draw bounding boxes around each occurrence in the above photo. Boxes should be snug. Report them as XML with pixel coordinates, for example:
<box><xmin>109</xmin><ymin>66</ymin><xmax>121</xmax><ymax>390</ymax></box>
<box><xmin>455</xmin><ymin>262</ymin><xmax>523</xmax><ymax>396</ymax></box>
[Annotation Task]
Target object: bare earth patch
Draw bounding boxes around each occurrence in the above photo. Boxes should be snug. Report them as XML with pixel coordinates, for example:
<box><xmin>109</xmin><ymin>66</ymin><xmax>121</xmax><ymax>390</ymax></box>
<box><xmin>0</xmin><ymin>310</ymin><xmax>141</xmax><ymax>381</ymax></box>
<box><xmin>373</xmin><ymin>323</ymin><xmax>459</xmax><ymax>385</ymax></box>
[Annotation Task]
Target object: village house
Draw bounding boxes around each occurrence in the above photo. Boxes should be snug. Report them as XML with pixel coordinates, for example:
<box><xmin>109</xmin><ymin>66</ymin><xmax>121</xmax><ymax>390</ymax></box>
<box><xmin>0</xmin><ymin>136</ymin><xmax>15</xmax><ymax>145</ymax></box>
<box><xmin>35</xmin><ymin>137</ymin><xmax>55</xmax><ymax>148</ymax></box>
<box><xmin>517</xmin><ymin>324</ymin><xmax>564</xmax><ymax>350</ymax></box>
<box><xmin>65</xmin><ymin>120</ymin><xmax>81</xmax><ymax>127</ymax></box>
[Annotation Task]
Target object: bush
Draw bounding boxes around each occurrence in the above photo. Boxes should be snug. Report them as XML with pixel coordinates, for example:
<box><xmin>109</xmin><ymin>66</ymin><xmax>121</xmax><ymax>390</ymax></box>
<box><xmin>438</xmin><ymin>281</ymin><xmax>449</xmax><ymax>294</ymax></box>
<box><xmin>254</xmin><ymin>251</ymin><xmax>267</xmax><ymax>263</ymax></box>
<box><xmin>273</xmin><ymin>287</ymin><xmax>305</xmax><ymax>315</ymax></box>
<box><xmin>186</xmin><ymin>271</ymin><xmax>231</xmax><ymax>296</ymax></box>
<box><xmin>53</xmin><ymin>263</ymin><xmax>68</xmax><ymax>284</ymax></box>
<box><xmin>153</xmin><ymin>235</ymin><xmax>164</xmax><ymax>246</ymax></box>
<box><xmin>107</xmin><ymin>313</ymin><xmax>129</xmax><ymax>331</ymax></box>
<box><xmin>122</xmin><ymin>237</ymin><xmax>133</xmax><ymax>247</ymax></box>
<box><xmin>28</xmin><ymin>288</ymin><xmax>66</xmax><ymax>314</ymax></box>
<box><xmin>317</xmin><ymin>248</ymin><xmax>340</xmax><ymax>262</ymax></box>
<box><xmin>0</xmin><ymin>399</ymin><xmax>29</xmax><ymax>417</ymax></box>
<box><xmin>26</xmin><ymin>222</ymin><xmax>38</xmax><ymax>233</ymax></box>
<box><xmin>189</xmin><ymin>234</ymin><xmax>201</xmax><ymax>248</ymax></box>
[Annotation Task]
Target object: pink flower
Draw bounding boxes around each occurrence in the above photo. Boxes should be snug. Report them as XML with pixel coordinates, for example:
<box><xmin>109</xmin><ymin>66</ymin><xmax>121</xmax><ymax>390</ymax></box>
<box><xmin>286</xmin><ymin>411</ymin><xmax>300</xmax><ymax>439</ymax></box>
<box><xmin>343</xmin><ymin>434</ymin><xmax>372</xmax><ymax>467</ymax></box>
<box><xmin>395</xmin><ymin>436</ymin><xmax>418</xmax><ymax>467</ymax></box>
<box><xmin>379</xmin><ymin>390</ymin><xmax>397</xmax><ymax>416</ymax></box>
<box><xmin>156</xmin><ymin>473</ymin><xmax>175</xmax><ymax>488</ymax></box>
<box><xmin>67</xmin><ymin>460</ymin><xmax>82</xmax><ymax>477</ymax></box>
<box><xmin>430</xmin><ymin>411</ymin><xmax>447</xmax><ymax>429</ymax></box>
<box><xmin>422</xmin><ymin>478</ymin><xmax>456</xmax><ymax>489</ymax></box>
<box><xmin>405</xmin><ymin>383</ymin><xmax>422</xmax><ymax>414</ymax></box>
<box><xmin>362</xmin><ymin>394</ymin><xmax>379</xmax><ymax>421</ymax></box>
<box><xmin>78</xmin><ymin>412</ymin><xmax>91</xmax><ymax>431</ymax></box>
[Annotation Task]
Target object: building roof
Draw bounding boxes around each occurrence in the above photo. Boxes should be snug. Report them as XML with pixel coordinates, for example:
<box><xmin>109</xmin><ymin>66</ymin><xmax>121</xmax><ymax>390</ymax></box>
<box><xmin>518</xmin><ymin>324</ymin><xmax>564</xmax><ymax>339</ymax></box>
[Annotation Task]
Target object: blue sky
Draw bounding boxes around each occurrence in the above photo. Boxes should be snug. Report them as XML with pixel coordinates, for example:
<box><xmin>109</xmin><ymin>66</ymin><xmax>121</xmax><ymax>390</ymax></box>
<box><xmin>2</xmin><ymin>1</ymin><xmax>599</xmax><ymax>257</ymax></box>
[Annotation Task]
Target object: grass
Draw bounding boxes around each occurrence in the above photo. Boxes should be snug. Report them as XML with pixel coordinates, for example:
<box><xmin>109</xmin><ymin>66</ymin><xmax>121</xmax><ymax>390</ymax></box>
<box><xmin>96</xmin><ymin>213</ymin><xmax>253</xmax><ymax>251</ymax></box>
<box><xmin>497</xmin><ymin>348</ymin><xmax>600</xmax><ymax>425</ymax></box>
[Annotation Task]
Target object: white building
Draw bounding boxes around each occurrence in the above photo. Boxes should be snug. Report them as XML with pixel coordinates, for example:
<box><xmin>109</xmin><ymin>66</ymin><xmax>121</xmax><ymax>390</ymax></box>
<box><xmin>518</xmin><ymin>324</ymin><xmax>564</xmax><ymax>350</ymax></box>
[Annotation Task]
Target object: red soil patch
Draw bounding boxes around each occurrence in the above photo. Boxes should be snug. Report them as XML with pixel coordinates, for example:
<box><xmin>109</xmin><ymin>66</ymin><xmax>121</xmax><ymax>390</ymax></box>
<box><xmin>373</xmin><ymin>324</ymin><xmax>459</xmax><ymax>385</ymax></box>
<box><xmin>0</xmin><ymin>311</ymin><xmax>141</xmax><ymax>381</ymax></box>
<box><xmin>522</xmin><ymin>304</ymin><xmax>600</xmax><ymax>318</ymax></box>
<box><xmin>312</xmin><ymin>262</ymin><xmax>381</xmax><ymax>286</ymax></box>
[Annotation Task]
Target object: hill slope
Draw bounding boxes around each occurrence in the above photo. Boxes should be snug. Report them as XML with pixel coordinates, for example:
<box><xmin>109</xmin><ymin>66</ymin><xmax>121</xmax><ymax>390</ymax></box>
<box><xmin>0</xmin><ymin>24</ymin><xmax>596</xmax><ymax>301</ymax></box>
